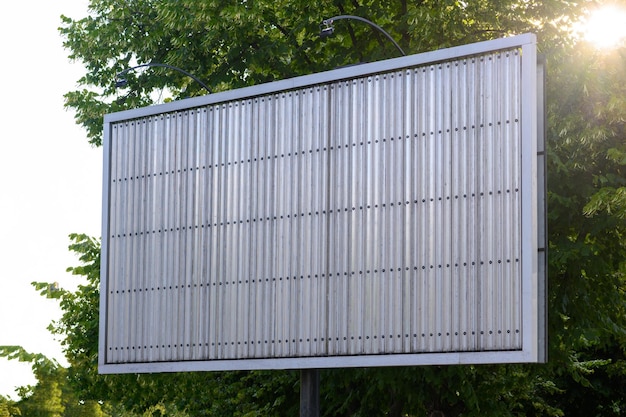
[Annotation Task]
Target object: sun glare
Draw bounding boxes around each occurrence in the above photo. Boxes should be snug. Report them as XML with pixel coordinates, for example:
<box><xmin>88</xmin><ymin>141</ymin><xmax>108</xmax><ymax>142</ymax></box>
<box><xmin>582</xmin><ymin>5</ymin><xmax>626</xmax><ymax>49</ymax></box>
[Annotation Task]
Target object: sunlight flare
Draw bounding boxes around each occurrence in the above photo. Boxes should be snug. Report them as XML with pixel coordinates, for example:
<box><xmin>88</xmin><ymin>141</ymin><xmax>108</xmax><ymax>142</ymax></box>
<box><xmin>581</xmin><ymin>5</ymin><xmax>626</xmax><ymax>48</ymax></box>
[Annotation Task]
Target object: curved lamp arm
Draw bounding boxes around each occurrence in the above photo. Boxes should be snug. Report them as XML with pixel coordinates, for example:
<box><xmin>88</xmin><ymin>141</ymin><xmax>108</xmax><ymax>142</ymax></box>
<box><xmin>320</xmin><ymin>15</ymin><xmax>406</xmax><ymax>57</ymax></box>
<box><xmin>115</xmin><ymin>62</ymin><xmax>211</xmax><ymax>93</ymax></box>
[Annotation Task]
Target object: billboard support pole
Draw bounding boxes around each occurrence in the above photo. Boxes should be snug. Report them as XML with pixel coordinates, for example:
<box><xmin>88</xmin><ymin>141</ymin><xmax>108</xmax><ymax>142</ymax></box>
<box><xmin>300</xmin><ymin>369</ymin><xmax>320</xmax><ymax>417</ymax></box>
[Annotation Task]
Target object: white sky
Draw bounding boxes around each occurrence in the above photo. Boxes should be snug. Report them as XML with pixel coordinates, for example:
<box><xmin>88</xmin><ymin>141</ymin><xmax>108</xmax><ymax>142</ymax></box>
<box><xmin>0</xmin><ymin>1</ymin><xmax>101</xmax><ymax>399</ymax></box>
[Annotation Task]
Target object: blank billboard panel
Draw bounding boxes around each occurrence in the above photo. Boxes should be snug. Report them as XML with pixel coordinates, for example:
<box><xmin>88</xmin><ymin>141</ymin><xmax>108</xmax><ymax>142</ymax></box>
<box><xmin>100</xmin><ymin>33</ymin><xmax>545</xmax><ymax>373</ymax></box>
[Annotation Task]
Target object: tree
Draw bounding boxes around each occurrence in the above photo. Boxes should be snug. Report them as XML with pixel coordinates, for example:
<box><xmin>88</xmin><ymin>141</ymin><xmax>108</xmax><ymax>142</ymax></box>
<box><xmin>0</xmin><ymin>395</ymin><xmax>20</xmax><ymax>417</ymax></box>
<box><xmin>0</xmin><ymin>346</ymin><xmax>109</xmax><ymax>417</ymax></box>
<box><xmin>50</xmin><ymin>0</ymin><xmax>626</xmax><ymax>415</ymax></box>
<box><xmin>60</xmin><ymin>0</ymin><xmax>579</xmax><ymax>145</ymax></box>
<box><xmin>541</xmin><ymin>34</ymin><xmax>626</xmax><ymax>417</ymax></box>
<box><xmin>0</xmin><ymin>346</ymin><xmax>65</xmax><ymax>417</ymax></box>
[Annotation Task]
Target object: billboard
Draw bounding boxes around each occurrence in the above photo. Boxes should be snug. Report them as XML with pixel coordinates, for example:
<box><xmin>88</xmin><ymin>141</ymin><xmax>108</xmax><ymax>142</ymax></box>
<box><xmin>100</xmin><ymin>33</ymin><xmax>545</xmax><ymax>373</ymax></box>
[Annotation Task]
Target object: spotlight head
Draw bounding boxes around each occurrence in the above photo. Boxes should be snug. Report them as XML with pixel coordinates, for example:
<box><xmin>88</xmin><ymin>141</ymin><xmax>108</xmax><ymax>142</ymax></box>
<box><xmin>319</xmin><ymin>19</ymin><xmax>335</xmax><ymax>38</ymax></box>
<box><xmin>114</xmin><ymin>77</ymin><xmax>128</xmax><ymax>88</ymax></box>
<box><xmin>320</xmin><ymin>26</ymin><xmax>335</xmax><ymax>38</ymax></box>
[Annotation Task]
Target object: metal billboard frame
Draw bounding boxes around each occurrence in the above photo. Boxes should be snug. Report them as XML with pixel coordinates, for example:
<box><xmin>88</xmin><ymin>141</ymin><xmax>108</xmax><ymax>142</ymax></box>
<box><xmin>100</xmin><ymin>33</ymin><xmax>545</xmax><ymax>374</ymax></box>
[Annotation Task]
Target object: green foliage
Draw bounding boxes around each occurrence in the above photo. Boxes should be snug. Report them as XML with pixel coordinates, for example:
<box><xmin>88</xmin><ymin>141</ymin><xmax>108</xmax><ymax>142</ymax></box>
<box><xmin>0</xmin><ymin>346</ymin><xmax>60</xmax><ymax>378</ymax></box>
<box><xmin>547</xmin><ymin>41</ymin><xmax>626</xmax><ymax>349</ymax></box>
<box><xmin>543</xmin><ymin>36</ymin><xmax>626</xmax><ymax>416</ymax></box>
<box><xmin>60</xmin><ymin>0</ymin><xmax>581</xmax><ymax>145</ymax></box>
<box><xmin>0</xmin><ymin>346</ymin><xmax>108</xmax><ymax>417</ymax></box>
<box><xmin>32</xmin><ymin>0</ymin><xmax>626</xmax><ymax>415</ymax></box>
<box><xmin>0</xmin><ymin>395</ymin><xmax>20</xmax><ymax>417</ymax></box>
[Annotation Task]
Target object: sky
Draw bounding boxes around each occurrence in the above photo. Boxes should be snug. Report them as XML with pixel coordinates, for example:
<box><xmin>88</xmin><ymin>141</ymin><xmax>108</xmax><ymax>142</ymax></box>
<box><xmin>0</xmin><ymin>1</ymin><xmax>101</xmax><ymax>399</ymax></box>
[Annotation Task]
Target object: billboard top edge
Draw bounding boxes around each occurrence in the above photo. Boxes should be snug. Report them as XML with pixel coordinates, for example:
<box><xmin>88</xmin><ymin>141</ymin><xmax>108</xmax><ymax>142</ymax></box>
<box><xmin>104</xmin><ymin>33</ymin><xmax>536</xmax><ymax>123</ymax></box>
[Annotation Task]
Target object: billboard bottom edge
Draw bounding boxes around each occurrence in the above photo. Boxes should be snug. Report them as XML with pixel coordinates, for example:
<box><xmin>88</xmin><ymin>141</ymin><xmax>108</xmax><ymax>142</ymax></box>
<box><xmin>99</xmin><ymin>350</ymin><xmax>542</xmax><ymax>374</ymax></box>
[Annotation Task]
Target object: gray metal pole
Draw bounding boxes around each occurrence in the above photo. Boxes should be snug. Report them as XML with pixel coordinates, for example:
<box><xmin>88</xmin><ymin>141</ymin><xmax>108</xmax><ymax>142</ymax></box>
<box><xmin>300</xmin><ymin>369</ymin><xmax>320</xmax><ymax>417</ymax></box>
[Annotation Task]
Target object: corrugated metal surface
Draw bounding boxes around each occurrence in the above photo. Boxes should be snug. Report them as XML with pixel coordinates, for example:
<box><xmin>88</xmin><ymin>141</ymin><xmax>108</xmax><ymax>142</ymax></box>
<box><xmin>102</xmin><ymin>36</ymin><xmax>539</xmax><ymax>370</ymax></box>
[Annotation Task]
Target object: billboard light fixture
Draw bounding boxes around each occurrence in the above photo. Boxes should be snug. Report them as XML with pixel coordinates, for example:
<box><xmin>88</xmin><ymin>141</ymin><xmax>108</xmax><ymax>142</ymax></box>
<box><xmin>114</xmin><ymin>62</ymin><xmax>211</xmax><ymax>93</ymax></box>
<box><xmin>320</xmin><ymin>15</ymin><xmax>406</xmax><ymax>57</ymax></box>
